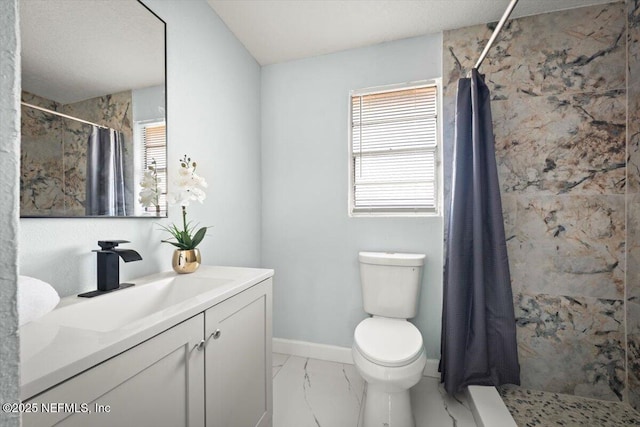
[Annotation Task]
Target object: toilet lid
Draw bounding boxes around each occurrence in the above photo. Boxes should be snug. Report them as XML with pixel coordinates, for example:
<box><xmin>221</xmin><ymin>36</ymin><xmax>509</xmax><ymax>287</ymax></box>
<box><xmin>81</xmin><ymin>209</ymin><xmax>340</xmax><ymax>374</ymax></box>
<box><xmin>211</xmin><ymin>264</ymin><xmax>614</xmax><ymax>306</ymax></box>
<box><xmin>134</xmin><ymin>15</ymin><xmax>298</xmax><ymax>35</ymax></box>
<box><xmin>354</xmin><ymin>317</ymin><xmax>423</xmax><ymax>367</ymax></box>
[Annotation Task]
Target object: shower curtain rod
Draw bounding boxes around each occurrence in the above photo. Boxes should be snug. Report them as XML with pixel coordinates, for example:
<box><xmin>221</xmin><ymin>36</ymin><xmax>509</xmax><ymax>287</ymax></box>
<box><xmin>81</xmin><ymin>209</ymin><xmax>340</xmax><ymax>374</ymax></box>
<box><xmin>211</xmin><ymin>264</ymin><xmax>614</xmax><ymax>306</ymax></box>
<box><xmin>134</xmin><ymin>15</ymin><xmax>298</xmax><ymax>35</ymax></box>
<box><xmin>473</xmin><ymin>0</ymin><xmax>520</xmax><ymax>70</ymax></box>
<box><xmin>21</xmin><ymin>102</ymin><xmax>108</xmax><ymax>129</ymax></box>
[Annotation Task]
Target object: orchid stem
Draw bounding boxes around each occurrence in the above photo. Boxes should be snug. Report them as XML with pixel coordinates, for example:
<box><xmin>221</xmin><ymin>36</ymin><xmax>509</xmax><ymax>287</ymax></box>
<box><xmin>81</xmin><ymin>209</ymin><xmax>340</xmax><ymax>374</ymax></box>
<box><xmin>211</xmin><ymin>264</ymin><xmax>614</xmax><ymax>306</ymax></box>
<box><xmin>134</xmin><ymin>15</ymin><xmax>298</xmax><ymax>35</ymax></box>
<box><xmin>182</xmin><ymin>206</ymin><xmax>187</xmax><ymax>233</ymax></box>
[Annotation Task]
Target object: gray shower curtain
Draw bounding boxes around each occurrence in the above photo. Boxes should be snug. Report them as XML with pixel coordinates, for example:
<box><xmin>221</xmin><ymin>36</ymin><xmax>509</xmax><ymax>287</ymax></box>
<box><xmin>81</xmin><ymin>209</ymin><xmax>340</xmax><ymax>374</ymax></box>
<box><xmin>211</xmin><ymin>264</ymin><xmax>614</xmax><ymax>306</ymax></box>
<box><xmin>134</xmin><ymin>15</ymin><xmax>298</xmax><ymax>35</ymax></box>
<box><xmin>440</xmin><ymin>69</ymin><xmax>520</xmax><ymax>394</ymax></box>
<box><xmin>85</xmin><ymin>127</ymin><xmax>126</xmax><ymax>216</ymax></box>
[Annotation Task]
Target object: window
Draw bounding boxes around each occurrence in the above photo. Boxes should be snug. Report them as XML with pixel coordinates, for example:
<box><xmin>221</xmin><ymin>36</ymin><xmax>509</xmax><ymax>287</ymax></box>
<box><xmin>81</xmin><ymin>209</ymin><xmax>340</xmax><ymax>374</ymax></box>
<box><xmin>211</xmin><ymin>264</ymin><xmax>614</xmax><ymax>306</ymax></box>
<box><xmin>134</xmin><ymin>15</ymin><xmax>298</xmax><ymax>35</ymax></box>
<box><xmin>349</xmin><ymin>82</ymin><xmax>439</xmax><ymax>216</ymax></box>
<box><xmin>135</xmin><ymin>121</ymin><xmax>167</xmax><ymax>215</ymax></box>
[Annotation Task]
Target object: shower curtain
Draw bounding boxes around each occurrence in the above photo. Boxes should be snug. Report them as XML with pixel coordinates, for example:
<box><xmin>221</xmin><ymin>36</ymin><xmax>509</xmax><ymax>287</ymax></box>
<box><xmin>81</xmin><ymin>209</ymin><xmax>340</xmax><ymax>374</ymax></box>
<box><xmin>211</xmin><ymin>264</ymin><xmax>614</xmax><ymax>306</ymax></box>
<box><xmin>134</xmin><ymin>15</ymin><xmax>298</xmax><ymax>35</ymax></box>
<box><xmin>440</xmin><ymin>69</ymin><xmax>520</xmax><ymax>394</ymax></box>
<box><xmin>85</xmin><ymin>127</ymin><xmax>126</xmax><ymax>216</ymax></box>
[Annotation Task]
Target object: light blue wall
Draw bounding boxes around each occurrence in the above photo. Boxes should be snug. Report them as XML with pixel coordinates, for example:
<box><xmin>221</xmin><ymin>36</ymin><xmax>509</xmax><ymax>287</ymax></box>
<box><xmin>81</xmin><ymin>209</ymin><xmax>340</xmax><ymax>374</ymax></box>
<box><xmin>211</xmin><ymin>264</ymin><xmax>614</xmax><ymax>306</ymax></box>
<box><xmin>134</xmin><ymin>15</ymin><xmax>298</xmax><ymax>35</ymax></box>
<box><xmin>132</xmin><ymin>85</ymin><xmax>165</xmax><ymax>123</ymax></box>
<box><xmin>19</xmin><ymin>0</ymin><xmax>262</xmax><ymax>297</ymax></box>
<box><xmin>261</xmin><ymin>34</ymin><xmax>444</xmax><ymax>357</ymax></box>
<box><xmin>18</xmin><ymin>0</ymin><xmax>444</xmax><ymax>360</ymax></box>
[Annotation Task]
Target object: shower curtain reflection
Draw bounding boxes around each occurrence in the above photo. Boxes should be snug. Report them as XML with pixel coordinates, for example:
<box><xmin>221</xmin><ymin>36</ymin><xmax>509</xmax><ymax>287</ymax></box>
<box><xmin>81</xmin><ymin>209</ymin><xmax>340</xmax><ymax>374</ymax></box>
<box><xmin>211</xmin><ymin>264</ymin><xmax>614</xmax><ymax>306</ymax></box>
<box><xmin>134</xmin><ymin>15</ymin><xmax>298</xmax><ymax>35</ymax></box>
<box><xmin>85</xmin><ymin>127</ymin><xmax>126</xmax><ymax>216</ymax></box>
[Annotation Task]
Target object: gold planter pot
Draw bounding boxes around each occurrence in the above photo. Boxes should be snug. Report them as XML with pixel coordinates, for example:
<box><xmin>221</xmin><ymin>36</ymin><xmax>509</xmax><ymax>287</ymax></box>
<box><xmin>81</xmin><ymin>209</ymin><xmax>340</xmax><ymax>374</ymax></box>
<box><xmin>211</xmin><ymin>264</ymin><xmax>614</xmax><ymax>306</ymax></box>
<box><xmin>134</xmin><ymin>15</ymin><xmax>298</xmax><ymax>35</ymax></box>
<box><xmin>172</xmin><ymin>249</ymin><xmax>201</xmax><ymax>274</ymax></box>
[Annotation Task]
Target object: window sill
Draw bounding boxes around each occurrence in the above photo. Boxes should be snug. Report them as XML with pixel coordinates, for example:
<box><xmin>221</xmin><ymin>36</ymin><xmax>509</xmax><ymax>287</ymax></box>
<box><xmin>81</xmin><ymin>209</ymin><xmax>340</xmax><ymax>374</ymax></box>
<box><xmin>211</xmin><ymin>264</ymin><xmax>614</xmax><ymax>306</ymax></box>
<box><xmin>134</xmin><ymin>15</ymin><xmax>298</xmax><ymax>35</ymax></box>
<box><xmin>349</xmin><ymin>211</ymin><xmax>441</xmax><ymax>218</ymax></box>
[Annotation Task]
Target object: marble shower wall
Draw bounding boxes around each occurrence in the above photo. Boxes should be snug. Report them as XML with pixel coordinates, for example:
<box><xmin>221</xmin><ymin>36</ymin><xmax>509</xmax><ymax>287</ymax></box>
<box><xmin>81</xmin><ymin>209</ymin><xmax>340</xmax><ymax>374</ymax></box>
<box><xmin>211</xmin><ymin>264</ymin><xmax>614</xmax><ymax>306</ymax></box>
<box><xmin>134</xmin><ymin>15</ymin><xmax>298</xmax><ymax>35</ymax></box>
<box><xmin>21</xmin><ymin>93</ymin><xmax>65</xmax><ymax>215</ymax></box>
<box><xmin>627</xmin><ymin>0</ymin><xmax>640</xmax><ymax>411</ymax></box>
<box><xmin>20</xmin><ymin>91</ymin><xmax>133</xmax><ymax>216</ymax></box>
<box><xmin>443</xmin><ymin>3</ymin><xmax>629</xmax><ymax>402</ymax></box>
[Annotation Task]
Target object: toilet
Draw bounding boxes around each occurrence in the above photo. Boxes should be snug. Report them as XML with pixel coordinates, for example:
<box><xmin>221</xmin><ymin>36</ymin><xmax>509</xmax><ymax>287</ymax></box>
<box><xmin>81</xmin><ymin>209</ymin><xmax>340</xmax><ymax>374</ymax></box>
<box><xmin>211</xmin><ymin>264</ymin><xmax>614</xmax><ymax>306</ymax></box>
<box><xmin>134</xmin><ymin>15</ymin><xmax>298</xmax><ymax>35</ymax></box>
<box><xmin>353</xmin><ymin>251</ymin><xmax>426</xmax><ymax>427</ymax></box>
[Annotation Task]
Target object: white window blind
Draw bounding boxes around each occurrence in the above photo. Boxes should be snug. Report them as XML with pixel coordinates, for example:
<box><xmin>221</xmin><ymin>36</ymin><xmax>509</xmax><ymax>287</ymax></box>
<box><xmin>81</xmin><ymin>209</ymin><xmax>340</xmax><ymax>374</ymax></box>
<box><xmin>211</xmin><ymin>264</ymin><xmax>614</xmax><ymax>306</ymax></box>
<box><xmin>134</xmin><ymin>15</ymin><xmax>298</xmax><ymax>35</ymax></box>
<box><xmin>350</xmin><ymin>84</ymin><xmax>438</xmax><ymax>214</ymax></box>
<box><xmin>142</xmin><ymin>122</ymin><xmax>167</xmax><ymax>214</ymax></box>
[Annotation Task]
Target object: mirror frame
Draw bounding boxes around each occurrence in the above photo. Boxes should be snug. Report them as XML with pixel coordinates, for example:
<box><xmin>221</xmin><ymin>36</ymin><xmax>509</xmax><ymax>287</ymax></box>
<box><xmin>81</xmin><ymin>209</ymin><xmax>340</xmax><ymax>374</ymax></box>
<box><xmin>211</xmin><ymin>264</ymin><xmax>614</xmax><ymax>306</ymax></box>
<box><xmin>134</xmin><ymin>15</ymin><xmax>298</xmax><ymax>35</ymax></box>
<box><xmin>20</xmin><ymin>0</ymin><xmax>168</xmax><ymax>219</ymax></box>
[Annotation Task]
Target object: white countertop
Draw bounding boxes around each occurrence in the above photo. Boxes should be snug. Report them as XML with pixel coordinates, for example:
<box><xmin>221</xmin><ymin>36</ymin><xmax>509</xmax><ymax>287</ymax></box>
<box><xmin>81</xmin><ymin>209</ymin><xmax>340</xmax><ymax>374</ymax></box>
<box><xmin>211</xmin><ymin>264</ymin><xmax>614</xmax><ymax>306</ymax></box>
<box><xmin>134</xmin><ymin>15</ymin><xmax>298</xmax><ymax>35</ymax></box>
<box><xmin>20</xmin><ymin>265</ymin><xmax>274</xmax><ymax>400</ymax></box>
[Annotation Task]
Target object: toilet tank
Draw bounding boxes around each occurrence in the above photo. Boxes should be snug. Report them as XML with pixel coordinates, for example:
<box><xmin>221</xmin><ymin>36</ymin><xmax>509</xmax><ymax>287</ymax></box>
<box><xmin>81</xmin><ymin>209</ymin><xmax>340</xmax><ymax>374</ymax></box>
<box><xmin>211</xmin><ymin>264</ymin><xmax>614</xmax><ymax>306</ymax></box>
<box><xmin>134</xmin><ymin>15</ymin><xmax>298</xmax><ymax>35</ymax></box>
<box><xmin>359</xmin><ymin>252</ymin><xmax>426</xmax><ymax>319</ymax></box>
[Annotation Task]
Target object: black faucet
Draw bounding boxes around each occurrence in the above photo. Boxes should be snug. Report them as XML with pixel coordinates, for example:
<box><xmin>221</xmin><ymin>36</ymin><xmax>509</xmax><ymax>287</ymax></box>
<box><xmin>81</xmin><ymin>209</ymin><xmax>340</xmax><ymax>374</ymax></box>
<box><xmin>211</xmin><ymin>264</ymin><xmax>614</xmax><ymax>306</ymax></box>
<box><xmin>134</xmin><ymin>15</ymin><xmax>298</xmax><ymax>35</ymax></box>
<box><xmin>78</xmin><ymin>240</ymin><xmax>143</xmax><ymax>298</ymax></box>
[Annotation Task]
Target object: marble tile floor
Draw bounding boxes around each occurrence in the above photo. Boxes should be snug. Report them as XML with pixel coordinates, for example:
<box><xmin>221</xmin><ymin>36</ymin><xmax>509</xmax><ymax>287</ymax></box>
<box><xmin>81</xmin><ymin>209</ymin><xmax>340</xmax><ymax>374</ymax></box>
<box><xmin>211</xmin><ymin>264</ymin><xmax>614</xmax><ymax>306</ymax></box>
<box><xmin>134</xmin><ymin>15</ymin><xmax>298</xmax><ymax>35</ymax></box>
<box><xmin>499</xmin><ymin>384</ymin><xmax>640</xmax><ymax>426</ymax></box>
<box><xmin>272</xmin><ymin>352</ymin><xmax>477</xmax><ymax>427</ymax></box>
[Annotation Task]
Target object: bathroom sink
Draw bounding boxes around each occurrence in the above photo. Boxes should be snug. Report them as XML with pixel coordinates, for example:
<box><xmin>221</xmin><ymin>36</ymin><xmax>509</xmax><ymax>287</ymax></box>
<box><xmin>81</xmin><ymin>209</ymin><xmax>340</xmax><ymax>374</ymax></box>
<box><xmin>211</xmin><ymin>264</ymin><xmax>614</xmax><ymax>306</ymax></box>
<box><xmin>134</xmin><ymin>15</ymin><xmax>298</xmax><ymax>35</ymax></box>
<box><xmin>38</xmin><ymin>275</ymin><xmax>230</xmax><ymax>332</ymax></box>
<box><xmin>20</xmin><ymin>266</ymin><xmax>274</xmax><ymax>402</ymax></box>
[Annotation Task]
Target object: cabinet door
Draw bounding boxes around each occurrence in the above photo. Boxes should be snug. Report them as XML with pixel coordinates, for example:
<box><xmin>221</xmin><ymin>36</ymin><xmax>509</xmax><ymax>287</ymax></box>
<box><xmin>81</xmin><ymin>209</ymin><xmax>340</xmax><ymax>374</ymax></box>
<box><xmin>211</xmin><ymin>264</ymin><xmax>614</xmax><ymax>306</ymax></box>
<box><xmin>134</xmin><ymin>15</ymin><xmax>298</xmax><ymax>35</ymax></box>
<box><xmin>24</xmin><ymin>315</ymin><xmax>205</xmax><ymax>427</ymax></box>
<box><xmin>205</xmin><ymin>279</ymin><xmax>272</xmax><ymax>427</ymax></box>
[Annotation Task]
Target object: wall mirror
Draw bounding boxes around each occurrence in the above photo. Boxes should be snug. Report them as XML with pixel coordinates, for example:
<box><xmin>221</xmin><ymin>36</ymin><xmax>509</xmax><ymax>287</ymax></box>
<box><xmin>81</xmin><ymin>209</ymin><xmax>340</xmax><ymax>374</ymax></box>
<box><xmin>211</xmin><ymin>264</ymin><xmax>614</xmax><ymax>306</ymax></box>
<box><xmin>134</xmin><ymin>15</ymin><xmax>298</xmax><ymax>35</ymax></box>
<box><xmin>20</xmin><ymin>0</ymin><xmax>167</xmax><ymax>218</ymax></box>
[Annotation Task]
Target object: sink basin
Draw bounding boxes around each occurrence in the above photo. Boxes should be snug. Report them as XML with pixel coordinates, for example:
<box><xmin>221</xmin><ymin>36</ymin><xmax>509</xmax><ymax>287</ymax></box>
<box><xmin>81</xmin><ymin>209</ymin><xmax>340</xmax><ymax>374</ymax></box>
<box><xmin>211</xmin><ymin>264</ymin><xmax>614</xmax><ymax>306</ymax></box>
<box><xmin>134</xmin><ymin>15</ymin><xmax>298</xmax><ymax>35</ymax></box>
<box><xmin>38</xmin><ymin>275</ymin><xmax>230</xmax><ymax>332</ymax></box>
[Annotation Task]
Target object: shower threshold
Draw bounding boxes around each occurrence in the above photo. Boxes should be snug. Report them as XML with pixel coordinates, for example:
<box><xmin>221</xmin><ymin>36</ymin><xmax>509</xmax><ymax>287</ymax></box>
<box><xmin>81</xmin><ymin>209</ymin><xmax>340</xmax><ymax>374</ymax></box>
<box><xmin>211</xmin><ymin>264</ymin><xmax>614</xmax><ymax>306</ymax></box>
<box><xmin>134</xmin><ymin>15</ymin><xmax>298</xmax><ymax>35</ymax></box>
<box><xmin>468</xmin><ymin>384</ymin><xmax>640</xmax><ymax>426</ymax></box>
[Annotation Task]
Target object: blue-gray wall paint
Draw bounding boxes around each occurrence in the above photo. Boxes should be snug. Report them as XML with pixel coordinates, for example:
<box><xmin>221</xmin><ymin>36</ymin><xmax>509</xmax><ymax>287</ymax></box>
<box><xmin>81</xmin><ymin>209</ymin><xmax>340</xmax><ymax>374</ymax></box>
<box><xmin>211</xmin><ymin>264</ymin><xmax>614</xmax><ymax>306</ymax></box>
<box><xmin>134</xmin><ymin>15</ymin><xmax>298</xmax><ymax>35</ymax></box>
<box><xmin>132</xmin><ymin>85</ymin><xmax>165</xmax><ymax>123</ymax></box>
<box><xmin>19</xmin><ymin>0</ymin><xmax>262</xmax><ymax>297</ymax></box>
<box><xmin>0</xmin><ymin>0</ymin><xmax>21</xmax><ymax>424</ymax></box>
<box><xmin>261</xmin><ymin>34</ymin><xmax>444</xmax><ymax>357</ymax></box>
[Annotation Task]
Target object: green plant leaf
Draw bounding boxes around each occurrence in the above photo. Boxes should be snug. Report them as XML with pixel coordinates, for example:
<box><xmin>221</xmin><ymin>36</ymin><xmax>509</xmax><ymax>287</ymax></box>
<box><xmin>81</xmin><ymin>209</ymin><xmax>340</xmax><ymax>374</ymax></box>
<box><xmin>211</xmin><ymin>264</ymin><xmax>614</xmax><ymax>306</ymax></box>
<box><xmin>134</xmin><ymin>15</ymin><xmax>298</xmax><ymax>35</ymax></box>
<box><xmin>159</xmin><ymin>223</ymin><xmax>182</xmax><ymax>241</ymax></box>
<box><xmin>181</xmin><ymin>230</ymin><xmax>193</xmax><ymax>248</ymax></box>
<box><xmin>159</xmin><ymin>220</ymin><xmax>211</xmax><ymax>250</ymax></box>
<box><xmin>161</xmin><ymin>239</ymin><xmax>188</xmax><ymax>250</ymax></box>
<box><xmin>191</xmin><ymin>227</ymin><xmax>208</xmax><ymax>248</ymax></box>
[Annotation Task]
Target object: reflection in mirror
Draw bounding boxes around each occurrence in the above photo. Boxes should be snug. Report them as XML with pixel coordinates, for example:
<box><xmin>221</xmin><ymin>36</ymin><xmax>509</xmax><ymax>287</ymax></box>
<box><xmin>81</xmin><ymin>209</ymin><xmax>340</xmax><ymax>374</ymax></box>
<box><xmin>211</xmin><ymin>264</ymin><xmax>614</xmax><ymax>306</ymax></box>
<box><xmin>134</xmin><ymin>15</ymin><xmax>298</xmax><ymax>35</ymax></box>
<box><xmin>20</xmin><ymin>0</ymin><xmax>166</xmax><ymax>217</ymax></box>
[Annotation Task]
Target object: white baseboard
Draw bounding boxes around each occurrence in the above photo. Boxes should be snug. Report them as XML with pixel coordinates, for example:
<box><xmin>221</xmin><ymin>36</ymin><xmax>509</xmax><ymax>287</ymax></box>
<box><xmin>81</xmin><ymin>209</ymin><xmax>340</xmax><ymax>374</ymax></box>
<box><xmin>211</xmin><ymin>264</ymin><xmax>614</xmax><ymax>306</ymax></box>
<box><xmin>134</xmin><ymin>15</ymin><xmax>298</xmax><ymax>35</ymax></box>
<box><xmin>272</xmin><ymin>338</ymin><xmax>353</xmax><ymax>364</ymax></box>
<box><xmin>423</xmin><ymin>358</ymin><xmax>440</xmax><ymax>378</ymax></box>
<box><xmin>272</xmin><ymin>337</ymin><xmax>440</xmax><ymax>377</ymax></box>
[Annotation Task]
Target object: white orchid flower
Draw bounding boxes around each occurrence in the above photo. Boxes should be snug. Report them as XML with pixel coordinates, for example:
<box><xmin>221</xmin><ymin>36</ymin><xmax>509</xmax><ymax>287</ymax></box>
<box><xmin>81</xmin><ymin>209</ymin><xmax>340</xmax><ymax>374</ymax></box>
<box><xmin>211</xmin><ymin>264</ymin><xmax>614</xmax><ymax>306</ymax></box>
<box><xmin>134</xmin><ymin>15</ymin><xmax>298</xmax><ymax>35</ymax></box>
<box><xmin>161</xmin><ymin>155</ymin><xmax>211</xmax><ymax>251</ymax></box>
<box><xmin>139</xmin><ymin>161</ymin><xmax>160</xmax><ymax>208</ymax></box>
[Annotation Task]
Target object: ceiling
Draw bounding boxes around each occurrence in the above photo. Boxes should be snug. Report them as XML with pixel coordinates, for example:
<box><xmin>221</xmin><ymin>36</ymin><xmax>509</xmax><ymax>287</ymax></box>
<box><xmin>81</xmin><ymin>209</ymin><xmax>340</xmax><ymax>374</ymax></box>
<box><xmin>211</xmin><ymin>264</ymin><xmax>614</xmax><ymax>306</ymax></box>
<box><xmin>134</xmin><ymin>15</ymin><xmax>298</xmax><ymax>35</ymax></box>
<box><xmin>20</xmin><ymin>0</ymin><xmax>619</xmax><ymax>104</ymax></box>
<box><xmin>21</xmin><ymin>0</ymin><xmax>164</xmax><ymax>105</ymax></box>
<box><xmin>208</xmin><ymin>0</ymin><xmax>619</xmax><ymax>65</ymax></box>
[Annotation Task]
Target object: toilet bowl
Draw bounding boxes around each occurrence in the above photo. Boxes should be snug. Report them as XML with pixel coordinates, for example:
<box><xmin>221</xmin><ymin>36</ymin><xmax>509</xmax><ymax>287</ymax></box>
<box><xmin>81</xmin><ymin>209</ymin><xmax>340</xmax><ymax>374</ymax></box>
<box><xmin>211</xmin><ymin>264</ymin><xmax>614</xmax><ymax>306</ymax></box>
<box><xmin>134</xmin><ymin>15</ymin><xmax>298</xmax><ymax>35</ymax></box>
<box><xmin>354</xmin><ymin>252</ymin><xmax>427</xmax><ymax>427</ymax></box>
<box><xmin>353</xmin><ymin>317</ymin><xmax>426</xmax><ymax>427</ymax></box>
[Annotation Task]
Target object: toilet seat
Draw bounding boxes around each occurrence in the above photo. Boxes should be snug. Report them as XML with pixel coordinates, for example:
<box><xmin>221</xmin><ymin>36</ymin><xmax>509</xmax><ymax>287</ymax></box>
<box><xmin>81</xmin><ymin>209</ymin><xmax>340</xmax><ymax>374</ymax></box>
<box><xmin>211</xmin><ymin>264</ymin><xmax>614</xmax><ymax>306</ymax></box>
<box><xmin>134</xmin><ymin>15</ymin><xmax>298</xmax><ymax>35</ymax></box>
<box><xmin>354</xmin><ymin>317</ymin><xmax>423</xmax><ymax>367</ymax></box>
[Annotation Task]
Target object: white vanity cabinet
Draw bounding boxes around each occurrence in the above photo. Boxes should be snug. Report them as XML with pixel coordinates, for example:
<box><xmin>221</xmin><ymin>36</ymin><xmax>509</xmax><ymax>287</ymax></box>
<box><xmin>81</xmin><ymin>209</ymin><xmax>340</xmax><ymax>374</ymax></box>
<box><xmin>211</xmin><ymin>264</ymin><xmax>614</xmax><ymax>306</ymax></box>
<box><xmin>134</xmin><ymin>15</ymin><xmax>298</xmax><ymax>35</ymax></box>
<box><xmin>22</xmin><ymin>276</ymin><xmax>273</xmax><ymax>427</ymax></box>
<box><xmin>205</xmin><ymin>278</ymin><xmax>272</xmax><ymax>427</ymax></box>
<box><xmin>24</xmin><ymin>314</ymin><xmax>206</xmax><ymax>427</ymax></box>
